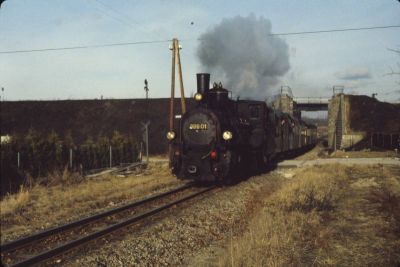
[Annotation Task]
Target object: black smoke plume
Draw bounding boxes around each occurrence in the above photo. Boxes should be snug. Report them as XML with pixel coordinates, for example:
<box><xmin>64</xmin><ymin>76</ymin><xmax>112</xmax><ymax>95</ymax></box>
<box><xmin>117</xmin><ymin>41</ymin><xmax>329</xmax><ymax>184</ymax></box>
<box><xmin>197</xmin><ymin>14</ymin><xmax>290</xmax><ymax>99</ymax></box>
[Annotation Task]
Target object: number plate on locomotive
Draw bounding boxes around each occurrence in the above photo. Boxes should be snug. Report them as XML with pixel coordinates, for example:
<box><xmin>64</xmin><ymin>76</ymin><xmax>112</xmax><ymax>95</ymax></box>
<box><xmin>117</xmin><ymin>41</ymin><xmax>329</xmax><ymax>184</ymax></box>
<box><xmin>189</xmin><ymin>123</ymin><xmax>208</xmax><ymax>130</ymax></box>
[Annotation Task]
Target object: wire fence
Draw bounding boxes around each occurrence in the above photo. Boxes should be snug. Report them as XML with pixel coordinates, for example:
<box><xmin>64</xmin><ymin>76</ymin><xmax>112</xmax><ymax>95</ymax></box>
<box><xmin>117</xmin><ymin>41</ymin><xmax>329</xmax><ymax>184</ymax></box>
<box><xmin>0</xmin><ymin>130</ymin><xmax>140</xmax><ymax>196</ymax></box>
<box><xmin>1</xmin><ymin>142</ymin><xmax>139</xmax><ymax>177</ymax></box>
<box><xmin>370</xmin><ymin>132</ymin><xmax>400</xmax><ymax>150</ymax></box>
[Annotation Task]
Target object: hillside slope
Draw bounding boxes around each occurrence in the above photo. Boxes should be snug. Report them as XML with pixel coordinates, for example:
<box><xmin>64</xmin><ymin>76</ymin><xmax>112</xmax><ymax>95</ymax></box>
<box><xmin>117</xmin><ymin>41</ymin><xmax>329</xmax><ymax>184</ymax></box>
<box><xmin>349</xmin><ymin>95</ymin><xmax>400</xmax><ymax>133</ymax></box>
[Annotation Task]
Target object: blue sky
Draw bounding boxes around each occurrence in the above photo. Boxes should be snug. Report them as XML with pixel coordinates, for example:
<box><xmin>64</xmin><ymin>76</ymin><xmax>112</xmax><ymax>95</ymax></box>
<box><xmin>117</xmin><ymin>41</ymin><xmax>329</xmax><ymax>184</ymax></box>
<box><xmin>0</xmin><ymin>0</ymin><xmax>399</xmax><ymax>102</ymax></box>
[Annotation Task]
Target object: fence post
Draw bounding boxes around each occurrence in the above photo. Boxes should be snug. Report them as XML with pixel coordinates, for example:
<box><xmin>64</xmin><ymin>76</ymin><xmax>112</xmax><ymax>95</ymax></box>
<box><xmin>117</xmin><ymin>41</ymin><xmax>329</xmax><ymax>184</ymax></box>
<box><xmin>145</xmin><ymin>125</ymin><xmax>149</xmax><ymax>164</ymax></box>
<box><xmin>141</xmin><ymin>121</ymin><xmax>150</xmax><ymax>165</ymax></box>
<box><xmin>370</xmin><ymin>133</ymin><xmax>373</xmax><ymax>148</ymax></box>
<box><xmin>69</xmin><ymin>148</ymin><xmax>73</xmax><ymax>169</ymax></box>
<box><xmin>17</xmin><ymin>152</ymin><xmax>20</xmax><ymax>169</ymax></box>
<box><xmin>334</xmin><ymin>133</ymin><xmax>336</xmax><ymax>151</ymax></box>
<box><xmin>109</xmin><ymin>145</ymin><xmax>112</xmax><ymax>168</ymax></box>
<box><xmin>139</xmin><ymin>142</ymin><xmax>143</xmax><ymax>162</ymax></box>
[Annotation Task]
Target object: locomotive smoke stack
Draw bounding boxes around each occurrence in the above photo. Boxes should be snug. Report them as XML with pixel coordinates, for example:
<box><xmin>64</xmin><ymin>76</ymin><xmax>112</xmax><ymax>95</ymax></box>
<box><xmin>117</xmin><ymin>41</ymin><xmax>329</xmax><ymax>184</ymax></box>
<box><xmin>196</xmin><ymin>73</ymin><xmax>210</xmax><ymax>95</ymax></box>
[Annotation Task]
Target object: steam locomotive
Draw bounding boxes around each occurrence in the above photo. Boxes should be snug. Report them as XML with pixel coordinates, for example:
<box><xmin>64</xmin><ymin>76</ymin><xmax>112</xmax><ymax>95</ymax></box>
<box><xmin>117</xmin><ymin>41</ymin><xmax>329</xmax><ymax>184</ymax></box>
<box><xmin>167</xmin><ymin>73</ymin><xmax>317</xmax><ymax>183</ymax></box>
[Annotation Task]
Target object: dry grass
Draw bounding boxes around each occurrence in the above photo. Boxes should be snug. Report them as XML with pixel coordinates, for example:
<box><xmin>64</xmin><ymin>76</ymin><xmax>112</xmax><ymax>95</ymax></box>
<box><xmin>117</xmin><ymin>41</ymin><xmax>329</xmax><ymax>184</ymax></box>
<box><xmin>223</xmin><ymin>210</ymin><xmax>322</xmax><ymax>267</ymax></box>
<box><xmin>217</xmin><ymin>164</ymin><xmax>400</xmax><ymax>267</ymax></box>
<box><xmin>271</xmin><ymin>165</ymin><xmax>348</xmax><ymax>212</ymax></box>
<box><xmin>365</xmin><ymin>168</ymin><xmax>400</xmax><ymax>233</ymax></box>
<box><xmin>0</xmin><ymin>160</ymin><xmax>183</xmax><ymax>242</ymax></box>
<box><xmin>45</xmin><ymin>167</ymin><xmax>84</xmax><ymax>186</ymax></box>
<box><xmin>0</xmin><ymin>186</ymin><xmax>30</xmax><ymax>216</ymax></box>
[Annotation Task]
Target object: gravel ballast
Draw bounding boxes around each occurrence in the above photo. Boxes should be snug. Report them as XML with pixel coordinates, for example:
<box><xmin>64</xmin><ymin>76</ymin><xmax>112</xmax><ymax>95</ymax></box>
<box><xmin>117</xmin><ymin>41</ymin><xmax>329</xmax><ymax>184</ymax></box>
<box><xmin>63</xmin><ymin>171</ymin><xmax>284</xmax><ymax>266</ymax></box>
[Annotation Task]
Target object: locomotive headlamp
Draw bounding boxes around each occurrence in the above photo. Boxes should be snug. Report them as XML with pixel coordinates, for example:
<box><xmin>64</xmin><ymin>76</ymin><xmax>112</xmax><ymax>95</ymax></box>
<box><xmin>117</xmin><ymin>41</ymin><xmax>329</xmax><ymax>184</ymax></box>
<box><xmin>194</xmin><ymin>93</ymin><xmax>203</xmax><ymax>101</ymax></box>
<box><xmin>222</xmin><ymin>131</ymin><xmax>233</xmax><ymax>140</ymax></box>
<box><xmin>166</xmin><ymin>131</ymin><xmax>176</xmax><ymax>140</ymax></box>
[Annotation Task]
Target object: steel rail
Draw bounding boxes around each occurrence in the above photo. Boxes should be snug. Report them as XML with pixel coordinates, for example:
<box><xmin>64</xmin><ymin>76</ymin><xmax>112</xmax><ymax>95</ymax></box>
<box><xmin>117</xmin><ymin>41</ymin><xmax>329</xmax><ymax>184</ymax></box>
<box><xmin>1</xmin><ymin>183</ymin><xmax>194</xmax><ymax>252</ymax></box>
<box><xmin>8</xmin><ymin>186</ymin><xmax>215</xmax><ymax>267</ymax></box>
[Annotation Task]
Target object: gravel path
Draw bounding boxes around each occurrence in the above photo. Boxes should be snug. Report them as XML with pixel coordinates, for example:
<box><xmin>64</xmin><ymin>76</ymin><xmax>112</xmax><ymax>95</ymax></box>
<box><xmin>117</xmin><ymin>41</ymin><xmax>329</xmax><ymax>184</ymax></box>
<box><xmin>61</xmin><ymin>172</ymin><xmax>283</xmax><ymax>267</ymax></box>
<box><xmin>278</xmin><ymin>157</ymin><xmax>400</xmax><ymax>168</ymax></box>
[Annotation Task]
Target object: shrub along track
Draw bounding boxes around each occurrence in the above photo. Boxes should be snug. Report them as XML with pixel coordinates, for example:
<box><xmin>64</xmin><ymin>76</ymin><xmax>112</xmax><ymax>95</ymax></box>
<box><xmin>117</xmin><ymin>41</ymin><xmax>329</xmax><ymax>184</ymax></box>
<box><xmin>1</xmin><ymin>183</ymin><xmax>217</xmax><ymax>267</ymax></box>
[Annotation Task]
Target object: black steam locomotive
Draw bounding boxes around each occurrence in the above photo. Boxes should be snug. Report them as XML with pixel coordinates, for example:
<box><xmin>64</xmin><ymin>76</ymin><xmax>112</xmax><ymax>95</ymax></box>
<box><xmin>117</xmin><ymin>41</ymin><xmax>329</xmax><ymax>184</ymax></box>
<box><xmin>167</xmin><ymin>73</ymin><xmax>317</xmax><ymax>183</ymax></box>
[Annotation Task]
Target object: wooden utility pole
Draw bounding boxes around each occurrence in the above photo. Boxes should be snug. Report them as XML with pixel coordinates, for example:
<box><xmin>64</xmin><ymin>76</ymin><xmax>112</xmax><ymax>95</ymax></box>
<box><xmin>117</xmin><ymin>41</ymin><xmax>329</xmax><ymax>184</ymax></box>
<box><xmin>176</xmin><ymin>40</ymin><xmax>186</xmax><ymax>114</ymax></box>
<box><xmin>144</xmin><ymin>79</ymin><xmax>149</xmax><ymax>99</ymax></box>
<box><xmin>169</xmin><ymin>39</ymin><xmax>177</xmax><ymax>161</ymax></box>
<box><xmin>169</xmin><ymin>38</ymin><xmax>187</xmax><ymax>133</ymax></box>
<box><xmin>169</xmin><ymin>39</ymin><xmax>176</xmax><ymax>132</ymax></box>
<box><xmin>169</xmin><ymin>38</ymin><xmax>187</xmax><ymax>160</ymax></box>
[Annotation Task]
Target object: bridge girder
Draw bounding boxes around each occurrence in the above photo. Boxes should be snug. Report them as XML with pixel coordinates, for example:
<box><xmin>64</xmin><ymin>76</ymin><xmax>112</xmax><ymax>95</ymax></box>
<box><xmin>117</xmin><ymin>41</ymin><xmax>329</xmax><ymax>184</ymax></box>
<box><xmin>296</xmin><ymin>103</ymin><xmax>328</xmax><ymax>111</ymax></box>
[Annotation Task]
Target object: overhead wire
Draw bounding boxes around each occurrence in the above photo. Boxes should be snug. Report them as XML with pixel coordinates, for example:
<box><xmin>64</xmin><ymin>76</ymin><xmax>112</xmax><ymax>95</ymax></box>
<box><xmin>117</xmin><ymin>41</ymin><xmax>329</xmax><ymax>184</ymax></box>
<box><xmin>0</xmin><ymin>40</ymin><xmax>172</xmax><ymax>54</ymax></box>
<box><xmin>90</xmin><ymin>3</ymin><xmax>138</xmax><ymax>30</ymax></box>
<box><xmin>1</xmin><ymin>25</ymin><xmax>399</xmax><ymax>54</ymax></box>
<box><xmin>93</xmin><ymin>0</ymin><xmax>142</xmax><ymax>28</ymax></box>
<box><xmin>90</xmin><ymin>0</ymin><xmax>160</xmax><ymax>39</ymax></box>
<box><xmin>268</xmin><ymin>25</ymin><xmax>400</xmax><ymax>36</ymax></box>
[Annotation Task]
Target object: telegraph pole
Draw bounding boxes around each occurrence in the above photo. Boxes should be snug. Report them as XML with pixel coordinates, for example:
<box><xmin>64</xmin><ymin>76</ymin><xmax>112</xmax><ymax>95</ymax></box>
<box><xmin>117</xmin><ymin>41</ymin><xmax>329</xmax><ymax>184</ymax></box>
<box><xmin>144</xmin><ymin>79</ymin><xmax>150</xmax><ymax>122</ymax></box>
<box><xmin>169</xmin><ymin>39</ymin><xmax>177</xmax><ymax>133</ymax></box>
<box><xmin>168</xmin><ymin>38</ymin><xmax>187</xmax><ymax>158</ymax></box>
<box><xmin>176</xmin><ymin>40</ymin><xmax>186</xmax><ymax>114</ymax></box>
<box><xmin>144</xmin><ymin>79</ymin><xmax>149</xmax><ymax>99</ymax></box>
<box><xmin>169</xmin><ymin>38</ymin><xmax>187</xmax><ymax>132</ymax></box>
<box><xmin>168</xmin><ymin>39</ymin><xmax>177</xmax><ymax>160</ymax></box>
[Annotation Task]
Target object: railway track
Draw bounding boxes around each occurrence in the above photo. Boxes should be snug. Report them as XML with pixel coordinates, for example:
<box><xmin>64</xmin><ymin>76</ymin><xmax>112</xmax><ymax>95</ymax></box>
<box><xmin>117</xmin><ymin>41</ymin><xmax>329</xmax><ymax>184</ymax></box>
<box><xmin>1</xmin><ymin>183</ymin><xmax>216</xmax><ymax>267</ymax></box>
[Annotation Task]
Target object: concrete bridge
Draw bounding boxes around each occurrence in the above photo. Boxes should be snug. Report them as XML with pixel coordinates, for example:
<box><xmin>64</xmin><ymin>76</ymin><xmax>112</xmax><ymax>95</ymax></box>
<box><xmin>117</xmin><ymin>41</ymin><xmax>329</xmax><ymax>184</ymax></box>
<box><xmin>272</xmin><ymin>94</ymin><xmax>330</xmax><ymax>116</ymax></box>
<box><xmin>293</xmin><ymin>97</ymin><xmax>329</xmax><ymax>111</ymax></box>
